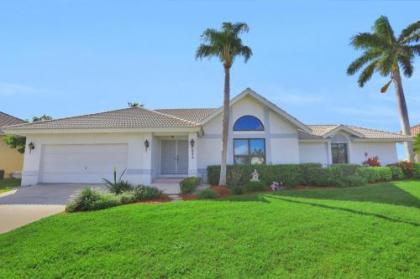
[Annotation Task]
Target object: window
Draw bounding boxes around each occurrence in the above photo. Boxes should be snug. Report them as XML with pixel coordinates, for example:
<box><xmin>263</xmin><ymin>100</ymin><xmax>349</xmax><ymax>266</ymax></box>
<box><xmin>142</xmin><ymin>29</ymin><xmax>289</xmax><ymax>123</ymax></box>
<box><xmin>234</xmin><ymin>139</ymin><xmax>265</xmax><ymax>164</ymax></box>
<box><xmin>233</xmin><ymin>115</ymin><xmax>264</xmax><ymax>131</ymax></box>
<box><xmin>331</xmin><ymin>143</ymin><xmax>348</xmax><ymax>164</ymax></box>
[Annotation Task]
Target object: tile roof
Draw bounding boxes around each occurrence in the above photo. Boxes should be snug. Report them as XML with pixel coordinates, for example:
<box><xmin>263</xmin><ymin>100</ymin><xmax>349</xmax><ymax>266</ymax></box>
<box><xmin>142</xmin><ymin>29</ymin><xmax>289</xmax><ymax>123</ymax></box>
<box><xmin>0</xmin><ymin>112</ymin><xmax>24</xmax><ymax>134</ymax></box>
<box><xmin>2</xmin><ymin>107</ymin><xmax>409</xmax><ymax>141</ymax></box>
<box><xmin>155</xmin><ymin>108</ymin><xmax>217</xmax><ymax>123</ymax></box>
<box><xmin>299</xmin><ymin>125</ymin><xmax>409</xmax><ymax>140</ymax></box>
<box><xmin>411</xmin><ymin>124</ymin><xmax>420</xmax><ymax>136</ymax></box>
<box><xmin>0</xmin><ymin>112</ymin><xmax>24</xmax><ymax>128</ymax></box>
<box><xmin>5</xmin><ymin>107</ymin><xmax>198</xmax><ymax>130</ymax></box>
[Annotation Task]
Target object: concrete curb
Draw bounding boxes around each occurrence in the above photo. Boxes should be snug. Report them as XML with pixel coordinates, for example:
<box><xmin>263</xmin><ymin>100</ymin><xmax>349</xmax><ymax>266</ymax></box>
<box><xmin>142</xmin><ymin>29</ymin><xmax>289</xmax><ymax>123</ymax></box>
<box><xmin>0</xmin><ymin>189</ymin><xmax>17</xmax><ymax>198</ymax></box>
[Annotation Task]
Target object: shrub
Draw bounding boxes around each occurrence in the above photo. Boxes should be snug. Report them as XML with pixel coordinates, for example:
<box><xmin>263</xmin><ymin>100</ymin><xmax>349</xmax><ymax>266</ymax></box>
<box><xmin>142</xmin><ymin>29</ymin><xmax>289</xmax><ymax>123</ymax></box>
<box><xmin>244</xmin><ymin>181</ymin><xmax>268</xmax><ymax>192</ymax></box>
<box><xmin>208</xmin><ymin>164</ymin><xmax>304</xmax><ymax>188</ymax></box>
<box><xmin>66</xmin><ymin>188</ymin><xmax>120</xmax><ymax>212</ymax></box>
<box><xmin>103</xmin><ymin>169</ymin><xmax>132</xmax><ymax>194</ymax></box>
<box><xmin>300</xmin><ymin>163</ymin><xmax>323</xmax><ymax>185</ymax></box>
<box><xmin>356</xmin><ymin>167</ymin><xmax>392</xmax><ymax>183</ymax></box>
<box><xmin>389</xmin><ymin>166</ymin><xmax>405</xmax><ymax>180</ymax></box>
<box><xmin>363</xmin><ymin>156</ymin><xmax>381</xmax><ymax>167</ymax></box>
<box><xmin>132</xmin><ymin>185</ymin><xmax>162</xmax><ymax>201</ymax></box>
<box><xmin>328</xmin><ymin>164</ymin><xmax>360</xmax><ymax>177</ymax></box>
<box><xmin>180</xmin><ymin>177</ymin><xmax>201</xmax><ymax>194</ymax></box>
<box><xmin>413</xmin><ymin>163</ymin><xmax>420</xmax><ymax>179</ymax></box>
<box><xmin>198</xmin><ymin>188</ymin><xmax>218</xmax><ymax>199</ymax></box>
<box><xmin>336</xmin><ymin>175</ymin><xmax>367</xmax><ymax>187</ymax></box>
<box><xmin>119</xmin><ymin>192</ymin><xmax>136</xmax><ymax>204</ymax></box>
<box><xmin>388</xmin><ymin>161</ymin><xmax>413</xmax><ymax>178</ymax></box>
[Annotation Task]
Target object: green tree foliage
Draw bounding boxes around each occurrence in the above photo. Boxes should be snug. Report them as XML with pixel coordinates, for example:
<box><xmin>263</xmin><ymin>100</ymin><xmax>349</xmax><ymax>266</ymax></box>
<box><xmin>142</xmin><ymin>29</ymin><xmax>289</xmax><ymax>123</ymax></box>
<box><xmin>3</xmin><ymin>115</ymin><xmax>53</xmax><ymax>153</ymax></box>
<box><xmin>347</xmin><ymin>16</ymin><xmax>420</xmax><ymax>161</ymax></box>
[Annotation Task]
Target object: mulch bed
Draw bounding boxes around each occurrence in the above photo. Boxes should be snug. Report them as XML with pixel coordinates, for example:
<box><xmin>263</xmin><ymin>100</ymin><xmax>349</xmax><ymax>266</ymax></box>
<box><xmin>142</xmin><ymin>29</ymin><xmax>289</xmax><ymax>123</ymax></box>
<box><xmin>180</xmin><ymin>194</ymin><xmax>198</xmax><ymax>200</ymax></box>
<box><xmin>210</xmin><ymin>185</ymin><xmax>232</xmax><ymax>198</ymax></box>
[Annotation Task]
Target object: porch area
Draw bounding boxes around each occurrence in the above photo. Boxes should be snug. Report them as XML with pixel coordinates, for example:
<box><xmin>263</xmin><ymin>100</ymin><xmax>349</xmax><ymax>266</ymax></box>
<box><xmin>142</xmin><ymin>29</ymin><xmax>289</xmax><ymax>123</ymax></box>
<box><xmin>148</xmin><ymin>133</ymin><xmax>199</xmax><ymax>194</ymax></box>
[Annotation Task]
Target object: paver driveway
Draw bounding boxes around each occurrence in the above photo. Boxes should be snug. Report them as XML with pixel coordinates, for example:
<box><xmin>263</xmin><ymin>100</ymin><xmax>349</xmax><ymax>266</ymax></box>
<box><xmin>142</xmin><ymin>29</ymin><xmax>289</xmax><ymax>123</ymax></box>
<box><xmin>0</xmin><ymin>184</ymin><xmax>106</xmax><ymax>234</ymax></box>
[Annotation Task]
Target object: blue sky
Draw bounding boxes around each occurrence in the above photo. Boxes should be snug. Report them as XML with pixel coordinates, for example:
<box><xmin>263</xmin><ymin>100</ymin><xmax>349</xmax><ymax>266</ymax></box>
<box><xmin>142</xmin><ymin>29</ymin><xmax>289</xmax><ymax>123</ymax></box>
<box><xmin>0</xmin><ymin>1</ymin><xmax>419</xmax><ymax>158</ymax></box>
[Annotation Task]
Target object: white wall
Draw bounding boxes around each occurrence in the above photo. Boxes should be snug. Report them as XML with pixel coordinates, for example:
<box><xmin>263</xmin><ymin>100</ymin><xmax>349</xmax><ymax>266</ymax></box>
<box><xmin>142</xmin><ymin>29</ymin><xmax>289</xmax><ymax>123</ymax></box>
<box><xmin>350</xmin><ymin>142</ymin><xmax>398</xmax><ymax>165</ymax></box>
<box><xmin>21</xmin><ymin>133</ymin><xmax>152</xmax><ymax>186</ymax></box>
<box><xmin>151</xmin><ymin>136</ymin><xmax>161</xmax><ymax>179</ymax></box>
<box><xmin>197</xmin><ymin>95</ymin><xmax>301</xmax><ymax>179</ymax></box>
<box><xmin>299</xmin><ymin>142</ymin><xmax>329</xmax><ymax>165</ymax></box>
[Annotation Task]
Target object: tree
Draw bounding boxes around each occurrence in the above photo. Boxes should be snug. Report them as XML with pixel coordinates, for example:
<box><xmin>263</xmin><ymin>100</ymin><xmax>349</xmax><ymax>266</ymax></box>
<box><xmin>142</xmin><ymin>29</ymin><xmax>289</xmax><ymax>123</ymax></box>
<box><xmin>32</xmin><ymin>115</ymin><xmax>52</xmax><ymax>122</ymax></box>
<box><xmin>128</xmin><ymin>102</ymin><xmax>143</xmax><ymax>108</ymax></box>
<box><xmin>347</xmin><ymin>16</ymin><xmax>420</xmax><ymax>162</ymax></box>
<box><xmin>196</xmin><ymin>22</ymin><xmax>252</xmax><ymax>185</ymax></box>
<box><xmin>3</xmin><ymin>115</ymin><xmax>53</xmax><ymax>153</ymax></box>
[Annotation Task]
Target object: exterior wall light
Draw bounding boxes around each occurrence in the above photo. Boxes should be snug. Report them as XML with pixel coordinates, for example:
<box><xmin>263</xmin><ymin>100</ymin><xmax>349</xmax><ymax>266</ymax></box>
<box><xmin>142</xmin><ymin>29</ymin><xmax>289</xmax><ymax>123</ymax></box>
<box><xmin>144</xmin><ymin>139</ymin><xmax>150</xmax><ymax>151</ymax></box>
<box><xmin>28</xmin><ymin>142</ymin><xmax>35</xmax><ymax>153</ymax></box>
<box><xmin>190</xmin><ymin>139</ymin><xmax>195</xmax><ymax>159</ymax></box>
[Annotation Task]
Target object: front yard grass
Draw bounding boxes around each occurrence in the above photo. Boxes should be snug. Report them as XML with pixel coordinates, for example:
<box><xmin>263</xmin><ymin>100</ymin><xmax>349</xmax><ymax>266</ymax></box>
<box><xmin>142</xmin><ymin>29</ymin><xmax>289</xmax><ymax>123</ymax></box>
<box><xmin>0</xmin><ymin>180</ymin><xmax>419</xmax><ymax>278</ymax></box>
<box><xmin>0</xmin><ymin>179</ymin><xmax>20</xmax><ymax>193</ymax></box>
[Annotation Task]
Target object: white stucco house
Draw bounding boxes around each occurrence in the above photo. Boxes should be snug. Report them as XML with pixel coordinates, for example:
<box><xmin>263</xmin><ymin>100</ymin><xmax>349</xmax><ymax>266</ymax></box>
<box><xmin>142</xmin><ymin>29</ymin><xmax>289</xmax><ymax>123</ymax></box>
<box><xmin>4</xmin><ymin>89</ymin><xmax>409</xmax><ymax>188</ymax></box>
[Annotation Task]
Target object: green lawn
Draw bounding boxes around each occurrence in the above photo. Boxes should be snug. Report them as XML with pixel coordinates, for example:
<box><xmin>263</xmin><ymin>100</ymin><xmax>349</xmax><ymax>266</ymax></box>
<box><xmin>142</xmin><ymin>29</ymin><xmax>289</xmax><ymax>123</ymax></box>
<box><xmin>0</xmin><ymin>179</ymin><xmax>20</xmax><ymax>193</ymax></box>
<box><xmin>0</xmin><ymin>180</ymin><xmax>419</xmax><ymax>278</ymax></box>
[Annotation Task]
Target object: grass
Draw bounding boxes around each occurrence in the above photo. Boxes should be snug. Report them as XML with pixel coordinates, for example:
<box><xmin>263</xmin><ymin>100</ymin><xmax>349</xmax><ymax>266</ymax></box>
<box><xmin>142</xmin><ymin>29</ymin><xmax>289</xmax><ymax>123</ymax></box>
<box><xmin>0</xmin><ymin>178</ymin><xmax>20</xmax><ymax>193</ymax></box>
<box><xmin>0</xmin><ymin>180</ymin><xmax>419</xmax><ymax>278</ymax></box>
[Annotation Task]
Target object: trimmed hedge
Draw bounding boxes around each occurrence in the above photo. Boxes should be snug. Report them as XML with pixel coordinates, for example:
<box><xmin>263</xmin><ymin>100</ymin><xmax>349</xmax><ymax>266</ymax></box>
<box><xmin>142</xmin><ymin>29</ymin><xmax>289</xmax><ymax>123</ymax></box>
<box><xmin>208</xmin><ymin>164</ymin><xmax>305</xmax><ymax>187</ymax></box>
<box><xmin>180</xmin><ymin>177</ymin><xmax>201</xmax><ymax>194</ymax></box>
<box><xmin>198</xmin><ymin>188</ymin><xmax>218</xmax><ymax>199</ymax></box>
<box><xmin>208</xmin><ymin>163</ymin><xmax>405</xmax><ymax>189</ymax></box>
<box><xmin>356</xmin><ymin>167</ymin><xmax>393</xmax><ymax>183</ymax></box>
<box><xmin>244</xmin><ymin>181</ymin><xmax>268</xmax><ymax>192</ymax></box>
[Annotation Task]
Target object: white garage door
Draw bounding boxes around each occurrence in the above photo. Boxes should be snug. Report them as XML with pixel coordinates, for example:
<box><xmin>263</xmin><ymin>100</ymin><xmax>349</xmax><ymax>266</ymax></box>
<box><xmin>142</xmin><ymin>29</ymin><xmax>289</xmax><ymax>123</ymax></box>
<box><xmin>40</xmin><ymin>144</ymin><xmax>128</xmax><ymax>183</ymax></box>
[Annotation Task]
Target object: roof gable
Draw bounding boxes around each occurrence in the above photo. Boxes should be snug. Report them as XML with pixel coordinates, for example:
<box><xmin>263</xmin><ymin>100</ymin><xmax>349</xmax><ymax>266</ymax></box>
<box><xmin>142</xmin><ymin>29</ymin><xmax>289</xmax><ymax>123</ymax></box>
<box><xmin>200</xmin><ymin>88</ymin><xmax>311</xmax><ymax>133</ymax></box>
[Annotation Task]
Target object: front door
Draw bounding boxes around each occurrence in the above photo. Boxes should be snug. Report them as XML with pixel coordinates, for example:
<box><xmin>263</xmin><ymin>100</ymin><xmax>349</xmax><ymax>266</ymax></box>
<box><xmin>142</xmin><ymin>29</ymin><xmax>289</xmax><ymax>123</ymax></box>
<box><xmin>161</xmin><ymin>140</ymin><xmax>188</xmax><ymax>175</ymax></box>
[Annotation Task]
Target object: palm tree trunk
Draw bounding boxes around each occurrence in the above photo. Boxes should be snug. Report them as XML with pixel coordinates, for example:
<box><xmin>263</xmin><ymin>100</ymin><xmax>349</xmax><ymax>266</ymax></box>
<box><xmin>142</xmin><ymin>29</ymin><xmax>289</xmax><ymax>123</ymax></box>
<box><xmin>219</xmin><ymin>65</ymin><xmax>230</xmax><ymax>185</ymax></box>
<box><xmin>393</xmin><ymin>69</ymin><xmax>414</xmax><ymax>162</ymax></box>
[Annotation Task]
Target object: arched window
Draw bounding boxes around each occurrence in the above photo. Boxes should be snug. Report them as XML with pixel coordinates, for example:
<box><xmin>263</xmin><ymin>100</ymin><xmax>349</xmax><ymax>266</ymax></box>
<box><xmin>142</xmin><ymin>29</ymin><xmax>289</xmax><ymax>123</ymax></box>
<box><xmin>233</xmin><ymin>115</ymin><xmax>264</xmax><ymax>131</ymax></box>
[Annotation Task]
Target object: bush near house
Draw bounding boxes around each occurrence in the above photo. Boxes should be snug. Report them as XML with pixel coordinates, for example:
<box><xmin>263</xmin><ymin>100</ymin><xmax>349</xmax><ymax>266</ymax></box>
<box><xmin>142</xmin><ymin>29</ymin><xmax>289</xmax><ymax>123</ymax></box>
<box><xmin>197</xmin><ymin>188</ymin><xmax>218</xmax><ymax>199</ymax></box>
<box><xmin>66</xmin><ymin>188</ymin><xmax>121</xmax><ymax>212</ymax></box>
<box><xmin>356</xmin><ymin>167</ymin><xmax>393</xmax><ymax>183</ymax></box>
<box><xmin>244</xmin><ymin>180</ymin><xmax>268</xmax><ymax>192</ymax></box>
<box><xmin>389</xmin><ymin>166</ymin><xmax>405</xmax><ymax>180</ymax></box>
<box><xmin>208</xmin><ymin>164</ymin><xmax>304</xmax><ymax>187</ymax></box>
<box><xmin>67</xmin><ymin>185</ymin><xmax>164</xmax><ymax>212</ymax></box>
<box><xmin>208</xmin><ymin>163</ymin><xmax>408</xmax><ymax>189</ymax></box>
<box><xmin>388</xmin><ymin>161</ymin><xmax>415</xmax><ymax>178</ymax></box>
<box><xmin>180</xmin><ymin>177</ymin><xmax>201</xmax><ymax>194</ymax></box>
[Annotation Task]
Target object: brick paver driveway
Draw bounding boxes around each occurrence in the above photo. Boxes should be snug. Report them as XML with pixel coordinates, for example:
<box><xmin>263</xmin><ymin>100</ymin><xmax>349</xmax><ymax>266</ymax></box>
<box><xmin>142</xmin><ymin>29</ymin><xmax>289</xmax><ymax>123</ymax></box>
<box><xmin>0</xmin><ymin>184</ymin><xmax>106</xmax><ymax>233</ymax></box>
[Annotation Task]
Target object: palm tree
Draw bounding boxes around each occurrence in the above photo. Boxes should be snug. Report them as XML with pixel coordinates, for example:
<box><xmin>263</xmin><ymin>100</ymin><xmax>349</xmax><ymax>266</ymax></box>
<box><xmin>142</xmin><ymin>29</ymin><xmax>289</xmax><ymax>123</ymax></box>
<box><xmin>196</xmin><ymin>22</ymin><xmax>252</xmax><ymax>185</ymax></box>
<box><xmin>347</xmin><ymin>16</ymin><xmax>420</xmax><ymax>162</ymax></box>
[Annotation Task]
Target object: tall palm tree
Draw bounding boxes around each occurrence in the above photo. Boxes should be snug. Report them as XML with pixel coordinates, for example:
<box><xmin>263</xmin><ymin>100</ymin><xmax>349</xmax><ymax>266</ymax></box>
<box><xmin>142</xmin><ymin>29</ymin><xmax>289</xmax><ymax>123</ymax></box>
<box><xmin>196</xmin><ymin>22</ymin><xmax>252</xmax><ymax>185</ymax></box>
<box><xmin>347</xmin><ymin>16</ymin><xmax>420</xmax><ymax>162</ymax></box>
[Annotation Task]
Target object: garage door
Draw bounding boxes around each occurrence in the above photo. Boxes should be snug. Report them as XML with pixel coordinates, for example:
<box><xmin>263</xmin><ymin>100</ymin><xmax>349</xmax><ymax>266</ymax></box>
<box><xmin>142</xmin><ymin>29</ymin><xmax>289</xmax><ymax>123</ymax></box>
<box><xmin>40</xmin><ymin>144</ymin><xmax>128</xmax><ymax>183</ymax></box>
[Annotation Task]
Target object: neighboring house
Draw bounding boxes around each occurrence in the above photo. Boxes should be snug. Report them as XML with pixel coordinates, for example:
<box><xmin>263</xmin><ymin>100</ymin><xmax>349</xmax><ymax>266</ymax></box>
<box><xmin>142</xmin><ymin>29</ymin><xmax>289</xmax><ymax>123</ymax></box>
<box><xmin>3</xmin><ymin>89</ymin><xmax>409</xmax><ymax>187</ymax></box>
<box><xmin>411</xmin><ymin>124</ymin><xmax>420</xmax><ymax>162</ymax></box>
<box><xmin>0</xmin><ymin>112</ymin><xmax>25</xmax><ymax>178</ymax></box>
